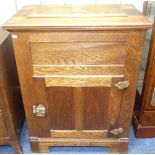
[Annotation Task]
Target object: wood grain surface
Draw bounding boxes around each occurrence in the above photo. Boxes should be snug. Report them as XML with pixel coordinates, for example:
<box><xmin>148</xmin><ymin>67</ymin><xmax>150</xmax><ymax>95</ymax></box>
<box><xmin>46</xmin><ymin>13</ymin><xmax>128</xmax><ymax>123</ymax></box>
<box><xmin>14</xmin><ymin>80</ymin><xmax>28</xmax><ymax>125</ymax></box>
<box><xmin>119</xmin><ymin>31</ymin><xmax>145</xmax><ymax>138</ymax></box>
<box><xmin>50</xmin><ymin>130</ymin><xmax>107</xmax><ymax>138</ymax></box>
<box><xmin>74</xmin><ymin>87</ymin><xmax>83</xmax><ymax>130</ymax></box>
<box><xmin>11</xmin><ymin>32</ymin><xmax>38</xmax><ymax>137</ymax></box>
<box><xmin>31</xmin><ymin>42</ymin><xmax>125</xmax><ymax>65</ymax></box>
<box><xmin>0</xmin><ymin>111</ymin><xmax>7</xmax><ymax>137</ymax></box>
<box><xmin>29</xmin><ymin>32</ymin><xmax>127</xmax><ymax>42</ymax></box>
<box><xmin>33</xmin><ymin>65</ymin><xmax>124</xmax><ymax>76</ymax></box>
<box><xmin>33</xmin><ymin>78</ymin><xmax>50</xmax><ymax>137</ymax></box>
<box><xmin>47</xmin><ymin>87</ymin><xmax>75</xmax><ymax>130</ymax></box>
<box><xmin>2</xmin><ymin>4</ymin><xmax>151</xmax><ymax>30</ymax></box>
<box><xmin>84</xmin><ymin>87</ymin><xmax>110</xmax><ymax>130</ymax></box>
<box><xmin>45</xmin><ymin>76</ymin><xmax>112</xmax><ymax>87</ymax></box>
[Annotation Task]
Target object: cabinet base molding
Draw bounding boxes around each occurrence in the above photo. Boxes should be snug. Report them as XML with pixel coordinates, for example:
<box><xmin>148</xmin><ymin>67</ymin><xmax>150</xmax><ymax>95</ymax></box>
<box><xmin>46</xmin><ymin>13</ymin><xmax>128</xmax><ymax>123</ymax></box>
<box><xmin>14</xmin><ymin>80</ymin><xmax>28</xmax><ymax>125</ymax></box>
<box><xmin>30</xmin><ymin>137</ymin><xmax>129</xmax><ymax>153</ymax></box>
<box><xmin>133</xmin><ymin>113</ymin><xmax>155</xmax><ymax>138</ymax></box>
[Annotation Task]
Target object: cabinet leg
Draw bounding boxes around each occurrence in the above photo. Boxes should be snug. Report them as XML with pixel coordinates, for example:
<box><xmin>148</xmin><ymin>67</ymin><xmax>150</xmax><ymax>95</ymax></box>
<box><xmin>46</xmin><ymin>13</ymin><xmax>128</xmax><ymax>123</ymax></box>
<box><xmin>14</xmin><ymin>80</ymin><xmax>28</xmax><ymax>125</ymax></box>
<box><xmin>11</xmin><ymin>141</ymin><xmax>23</xmax><ymax>154</ymax></box>
<box><xmin>109</xmin><ymin>142</ymin><xmax>128</xmax><ymax>153</ymax></box>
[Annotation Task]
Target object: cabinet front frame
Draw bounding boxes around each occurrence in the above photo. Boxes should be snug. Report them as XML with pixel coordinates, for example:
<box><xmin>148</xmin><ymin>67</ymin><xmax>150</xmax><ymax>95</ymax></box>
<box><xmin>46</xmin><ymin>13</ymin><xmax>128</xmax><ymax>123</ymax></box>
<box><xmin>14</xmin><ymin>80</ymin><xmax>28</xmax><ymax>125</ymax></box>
<box><xmin>11</xmin><ymin>29</ymin><xmax>145</xmax><ymax>142</ymax></box>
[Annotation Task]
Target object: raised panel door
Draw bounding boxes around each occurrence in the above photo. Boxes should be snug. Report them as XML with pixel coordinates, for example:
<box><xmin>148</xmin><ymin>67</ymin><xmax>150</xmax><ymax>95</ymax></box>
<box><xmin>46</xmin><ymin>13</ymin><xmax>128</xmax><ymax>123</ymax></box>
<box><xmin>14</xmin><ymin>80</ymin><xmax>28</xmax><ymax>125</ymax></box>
<box><xmin>32</xmin><ymin>76</ymin><xmax>124</xmax><ymax>138</ymax></box>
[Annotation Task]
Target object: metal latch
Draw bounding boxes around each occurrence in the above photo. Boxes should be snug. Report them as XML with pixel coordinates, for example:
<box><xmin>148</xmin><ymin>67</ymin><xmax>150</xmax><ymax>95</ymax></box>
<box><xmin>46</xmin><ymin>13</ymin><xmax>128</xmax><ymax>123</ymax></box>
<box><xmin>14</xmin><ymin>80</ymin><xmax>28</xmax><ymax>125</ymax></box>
<box><xmin>33</xmin><ymin>104</ymin><xmax>46</xmax><ymax>117</ymax></box>
<box><xmin>110</xmin><ymin>128</ymin><xmax>124</xmax><ymax>135</ymax></box>
<box><xmin>115</xmin><ymin>81</ymin><xmax>130</xmax><ymax>89</ymax></box>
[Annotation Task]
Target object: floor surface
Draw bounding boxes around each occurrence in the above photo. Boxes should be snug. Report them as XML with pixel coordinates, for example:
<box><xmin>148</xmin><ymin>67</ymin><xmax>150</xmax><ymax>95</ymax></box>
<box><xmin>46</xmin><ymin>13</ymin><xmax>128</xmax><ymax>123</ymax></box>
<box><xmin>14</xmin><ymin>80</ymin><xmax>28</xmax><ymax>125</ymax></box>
<box><xmin>0</xmin><ymin>122</ymin><xmax>155</xmax><ymax>154</ymax></box>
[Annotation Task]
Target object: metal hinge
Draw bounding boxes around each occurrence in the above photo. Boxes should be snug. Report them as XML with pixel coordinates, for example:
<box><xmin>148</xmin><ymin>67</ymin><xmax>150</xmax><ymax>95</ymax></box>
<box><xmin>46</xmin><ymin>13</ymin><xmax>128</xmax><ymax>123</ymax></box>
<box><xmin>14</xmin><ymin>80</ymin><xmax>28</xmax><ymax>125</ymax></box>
<box><xmin>110</xmin><ymin>128</ymin><xmax>124</xmax><ymax>135</ymax></box>
<box><xmin>115</xmin><ymin>81</ymin><xmax>130</xmax><ymax>89</ymax></box>
<box><xmin>33</xmin><ymin>104</ymin><xmax>46</xmax><ymax>117</ymax></box>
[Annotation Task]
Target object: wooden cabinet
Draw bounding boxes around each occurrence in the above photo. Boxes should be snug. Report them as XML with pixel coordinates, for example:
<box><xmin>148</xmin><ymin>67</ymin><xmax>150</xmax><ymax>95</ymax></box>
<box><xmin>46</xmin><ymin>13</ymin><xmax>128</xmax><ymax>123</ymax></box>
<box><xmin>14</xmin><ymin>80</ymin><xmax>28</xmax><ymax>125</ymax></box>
<box><xmin>133</xmin><ymin>1</ymin><xmax>155</xmax><ymax>138</ymax></box>
<box><xmin>2</xmin><ymin>4</ymin><xmax>151</xmax><ymax>153</ymax></box>
<box><xmin>0</xmin><ymin>29</ymin><xmax>24</xmax><ymax>153</ymax></box>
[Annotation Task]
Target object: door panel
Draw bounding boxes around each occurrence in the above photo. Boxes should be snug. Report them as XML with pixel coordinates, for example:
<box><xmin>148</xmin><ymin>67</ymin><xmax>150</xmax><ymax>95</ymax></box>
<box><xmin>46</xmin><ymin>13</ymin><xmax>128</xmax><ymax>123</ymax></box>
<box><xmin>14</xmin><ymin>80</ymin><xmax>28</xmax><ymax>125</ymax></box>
<box><xmin>84</xmin><ymin>87</ymin><xmax>110</xmax><ymax>130</ymax></box>
<box><xmin>47</xmin><ymin>87</ymin><xmax>75</xmax><ymax>130</ymax></box>
<box><xmin>46</xmin><ymin>86</ymin><xmax>111</xmax><ymax>131</ymax></box>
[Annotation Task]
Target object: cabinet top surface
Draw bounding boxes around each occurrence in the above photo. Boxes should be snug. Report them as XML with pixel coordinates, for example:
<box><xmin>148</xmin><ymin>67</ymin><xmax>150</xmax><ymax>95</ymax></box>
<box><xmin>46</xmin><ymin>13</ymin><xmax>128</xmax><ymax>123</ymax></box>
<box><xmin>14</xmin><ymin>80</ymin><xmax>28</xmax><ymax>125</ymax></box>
<box><xmin>3</xmin><ymin>4</ymin><xmax>152</xmax><ymax>30</ymax></box>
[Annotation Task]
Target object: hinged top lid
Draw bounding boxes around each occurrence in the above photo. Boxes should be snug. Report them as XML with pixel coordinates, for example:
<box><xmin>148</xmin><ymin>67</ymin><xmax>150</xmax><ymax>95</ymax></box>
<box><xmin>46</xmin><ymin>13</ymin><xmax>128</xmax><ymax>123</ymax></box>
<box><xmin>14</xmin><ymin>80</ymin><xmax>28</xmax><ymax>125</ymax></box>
<box><xmin>2</xmin><ymin>4</ymin><xmax>152</xmax><ymax>30</ymax></box>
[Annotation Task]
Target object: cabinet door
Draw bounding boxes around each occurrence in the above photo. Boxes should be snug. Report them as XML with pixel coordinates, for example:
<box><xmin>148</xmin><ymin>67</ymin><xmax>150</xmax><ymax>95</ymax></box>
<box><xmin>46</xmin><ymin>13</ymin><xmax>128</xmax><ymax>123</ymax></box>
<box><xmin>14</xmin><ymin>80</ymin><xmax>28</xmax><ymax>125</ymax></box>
<box><xmin>32</xmin><ymin>75</ymin><xmax>124</xmax><ymax>138</ymax></box>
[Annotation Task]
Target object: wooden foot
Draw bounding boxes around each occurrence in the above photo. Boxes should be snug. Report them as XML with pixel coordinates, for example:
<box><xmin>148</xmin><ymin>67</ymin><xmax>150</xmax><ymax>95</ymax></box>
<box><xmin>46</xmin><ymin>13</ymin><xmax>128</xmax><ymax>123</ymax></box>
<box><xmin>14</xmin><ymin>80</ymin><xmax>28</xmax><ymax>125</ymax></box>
<box><xmin>30</xmin><ymin>138</ymin><xmax>49</xmax><ymax>153</ymax></box>
<box><xmin>30</xmin><ymin>138</ymin><xmax>40</xmax><ymax>153</ymax></box>
<box><xmin>109</xmin><ymin>142</ymin><xmax>128</xmax><ymax>153</ymax></box>
<box><xmin>11</xmin><ymin>141</ymin><xmax>23</xmax><ymax>154</ymax></box>
<box><xmin>38</xmin><ymin>144</ymin><xmax>49</xmax><ymax>153</ymax></box>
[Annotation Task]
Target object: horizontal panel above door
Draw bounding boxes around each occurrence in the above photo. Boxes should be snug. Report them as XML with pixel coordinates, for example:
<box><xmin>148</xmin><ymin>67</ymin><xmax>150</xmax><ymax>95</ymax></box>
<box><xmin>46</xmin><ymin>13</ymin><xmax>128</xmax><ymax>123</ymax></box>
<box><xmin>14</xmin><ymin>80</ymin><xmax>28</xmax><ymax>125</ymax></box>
<box><xmin>30</xmin><ymin>42</ymin><xmax>125</xmax><ymax>65</ymax></box>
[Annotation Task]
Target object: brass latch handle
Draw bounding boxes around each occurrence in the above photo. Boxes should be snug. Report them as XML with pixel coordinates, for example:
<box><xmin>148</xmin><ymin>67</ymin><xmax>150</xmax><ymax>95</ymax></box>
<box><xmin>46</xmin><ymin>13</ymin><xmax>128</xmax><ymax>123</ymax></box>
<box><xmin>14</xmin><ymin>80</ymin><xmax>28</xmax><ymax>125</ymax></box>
<box><xmin>110</xmin><ymin>128</ymin><xmax>124</xmax><ymax>135</ymax></box>
<box><xmin>33</xmin><ymin>104</ymin><xmax>46</xmax><ymax>117</ymax></box>
<box><xmin>115</xmin><ymin>81</ymin><xmax>130</xmax><ymax>89</ymax></box>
